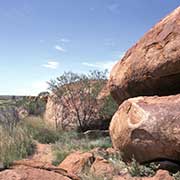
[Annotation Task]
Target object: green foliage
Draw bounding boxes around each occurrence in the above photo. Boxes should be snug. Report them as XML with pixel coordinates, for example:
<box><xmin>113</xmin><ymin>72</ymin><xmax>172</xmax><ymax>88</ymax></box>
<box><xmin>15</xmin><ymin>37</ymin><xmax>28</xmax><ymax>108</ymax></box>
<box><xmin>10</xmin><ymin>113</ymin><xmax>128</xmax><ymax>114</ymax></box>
<box><xmin>127</xmin><ymin>158</ymin><xmax>159</xmax><ymax>177</ymax></box>
<box><xmin>16</xmin><ymin>96</ymin><xmax>46</xmax><ymax>116</ymax></box>
<box><xmin>53</xmin><ymin>133</ymin><xmax>111</xmax><ymax>153</ymax></box>
<box><xmin>51</xmin><ymin>131</ymin><xmax>112</xmax><ymax>166</ymax></box>
<box><xmin>100</xmin><ymin>94</ymin><xmax>118</xmax><ymax>118</ymax></box>
<box><xmin>23</xmin><ymin>116</ymin><xmax>60</xmax><ymax>144</ymax></box>
<box><xmin>52</xmin><ymin>150</ymin><xmax>70</xmax><ymax>166</ymax></box>
<box><xmin>0</xmin><ymin>124</ymin><xmax>34</xmax><ymax>168</ymax></box>
<box><xmin>28</xmin><ymin>99</ymin><xmax>45</xmax><ymax>115</ymax></box>
<box><xmin>99</xmin><ymin>153</ymin><xmax>159</xmax><ymax>178</ymax></box>
<box><xmin>108</xmin><ymin>152</ymin><xmax>127</xmax><ymax>172</ymax></box>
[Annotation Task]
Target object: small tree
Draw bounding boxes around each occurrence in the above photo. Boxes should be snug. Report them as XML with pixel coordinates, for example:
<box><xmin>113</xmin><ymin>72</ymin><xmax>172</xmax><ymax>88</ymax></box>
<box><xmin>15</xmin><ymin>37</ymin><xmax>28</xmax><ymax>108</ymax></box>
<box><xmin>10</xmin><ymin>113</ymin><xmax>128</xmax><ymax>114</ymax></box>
<box><xmin>48</xmin><ymin>70</ymin><xmax>108</xmax><ymax>131</ymax></box>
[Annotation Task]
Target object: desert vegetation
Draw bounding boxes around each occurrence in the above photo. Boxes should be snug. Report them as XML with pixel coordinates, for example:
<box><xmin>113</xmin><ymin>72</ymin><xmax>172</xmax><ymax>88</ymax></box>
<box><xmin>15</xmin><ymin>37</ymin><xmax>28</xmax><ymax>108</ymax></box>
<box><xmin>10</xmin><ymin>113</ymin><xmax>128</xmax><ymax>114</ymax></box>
<box><xmin>51</xmin><ymin>132</ymin><xmax>111</xmax><ymax>166</ymax></box>
<box><xmin>48</xmin><ymin>70</ymin><xmax>117</xmax><ymax>131</ymax></box>
<box><xmin>0</xmin><ymin>101</ymin><xmax>179</xmax><ymax>179</ymax></box>
<box><xmin>0</xmin><ymin>124</ymin><xmax>34</xmax><ymax>168</ymax></box>
<box><xmin>0</xmin><ymin>68</ymin><xmax>179</xmax><ymax>180</ymax></box>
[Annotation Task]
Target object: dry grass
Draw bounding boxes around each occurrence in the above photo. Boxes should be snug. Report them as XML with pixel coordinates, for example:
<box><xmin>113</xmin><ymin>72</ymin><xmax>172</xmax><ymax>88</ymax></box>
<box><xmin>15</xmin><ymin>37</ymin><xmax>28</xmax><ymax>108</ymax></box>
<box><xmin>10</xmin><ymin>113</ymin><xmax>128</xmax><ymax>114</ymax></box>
<box><xmin>0</xmin><ymin>124</ymin><xmax>34</xmax><ymax>168</ymax></box>
<box><xmin>51</xmin><ymin>131</ymin><xmax>112</xmax><ymax>165</ymax></box>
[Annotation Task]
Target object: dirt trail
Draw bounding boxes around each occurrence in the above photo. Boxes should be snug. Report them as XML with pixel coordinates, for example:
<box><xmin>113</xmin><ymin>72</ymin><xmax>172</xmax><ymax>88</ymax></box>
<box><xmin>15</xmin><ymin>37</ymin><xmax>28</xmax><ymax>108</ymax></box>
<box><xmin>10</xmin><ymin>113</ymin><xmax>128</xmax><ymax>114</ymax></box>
<box><xmin>29</xmin><ymin>142</ymin><xmax>54</xmax><ymax>163</ymax></box>
<box><xmin>0</xmin><ymin>142</ymin><xmax>80</xmax><ymax>180</ymax></box>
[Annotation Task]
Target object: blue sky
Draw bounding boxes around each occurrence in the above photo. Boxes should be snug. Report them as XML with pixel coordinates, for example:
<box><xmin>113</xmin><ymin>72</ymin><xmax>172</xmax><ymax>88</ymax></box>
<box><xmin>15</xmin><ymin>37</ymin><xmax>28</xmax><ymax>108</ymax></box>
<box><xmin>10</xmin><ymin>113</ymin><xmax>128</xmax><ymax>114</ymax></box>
<box><xmin>0</xmin><ymin>0</ymin><xmax>179</xmax><ymax>95</ymax></box>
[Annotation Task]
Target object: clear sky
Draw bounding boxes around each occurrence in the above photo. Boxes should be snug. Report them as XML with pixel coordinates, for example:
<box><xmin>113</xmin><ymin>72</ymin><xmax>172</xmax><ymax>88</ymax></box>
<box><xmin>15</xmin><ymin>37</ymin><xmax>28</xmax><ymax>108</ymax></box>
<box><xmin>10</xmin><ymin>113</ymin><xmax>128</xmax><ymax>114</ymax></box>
<box><xmin>0</xmin><ymin>0</ymin><xmax>179</xmax><ymax>95</ymax></box>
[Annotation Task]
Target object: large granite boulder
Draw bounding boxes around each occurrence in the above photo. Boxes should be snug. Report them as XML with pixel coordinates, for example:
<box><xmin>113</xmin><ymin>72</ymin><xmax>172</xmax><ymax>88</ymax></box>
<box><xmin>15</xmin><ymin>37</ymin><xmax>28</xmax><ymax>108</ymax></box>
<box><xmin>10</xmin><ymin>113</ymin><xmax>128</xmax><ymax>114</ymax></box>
<box><xmin>108</xmin><ymin>6</ymin><xmax>180</xmax><ymax>105</ymax></box>
<box><xmin>109</xmin><ymin>94</ymin><xmax>180</xmax><ymax>163</ymax></box>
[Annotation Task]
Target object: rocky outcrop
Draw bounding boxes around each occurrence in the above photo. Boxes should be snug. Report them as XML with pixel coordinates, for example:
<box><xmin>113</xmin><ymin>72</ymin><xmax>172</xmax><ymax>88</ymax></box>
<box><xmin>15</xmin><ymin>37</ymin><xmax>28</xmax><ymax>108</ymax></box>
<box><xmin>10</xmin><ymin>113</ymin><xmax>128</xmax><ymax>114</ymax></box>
<box><xmin>0</xmin><ymin>148</ymin><xmax>175</xmax><ymax>180</ymax></box>
<box><xmin>108</xmin><ymin>6</ymin><xmax>180</xmax><ymax>105</ymax></box>
<box><xmin>58</xmin><ymin>151</ymin><xmax>94</xmax><ymax>175</ymax></box>
<box><xmin>0</xmin><ymin>160</ymin><xmax>80</xmax><ymax>180</ymax></box>
<box><xmin>44</xmin><ymin>95</ymin><xmax>77</xmax><ymax>130</ymax></box>
<box><xmin>58</xmin><ymin>150</ymin><xmax>120</xmax><ymax>178</ymax></box>
<box><xmin>90</xmin><ymin>156</ymin><xmax>115</xmax><ymax>178</ymax></box>
<box><xmin>58</xmin><ymin>150</ymin><xmax>175</xmax><ymax>179</ymax></box>
<box><xmin>109</xmin><ymin>94</ymin><xmax>180</xmax><ymax>163</ymax></box>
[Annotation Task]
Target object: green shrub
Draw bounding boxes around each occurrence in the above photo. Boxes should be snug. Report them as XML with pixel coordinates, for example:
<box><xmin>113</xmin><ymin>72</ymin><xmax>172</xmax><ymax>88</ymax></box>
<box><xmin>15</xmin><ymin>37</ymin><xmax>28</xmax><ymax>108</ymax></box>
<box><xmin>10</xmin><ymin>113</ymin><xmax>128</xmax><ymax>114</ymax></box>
<box><xmin>28</xmin><ymin>99</ymin><xmax>46</xmax><ymax>116</ymax></box>
<box><xmin>105</xmin><ymin>154</ymin><xmax>159</xmax><ymax>178</ymax></box>
<box><xmin>33</xmin><ymin>127</ymin><xmax>60</xmax><ymax>144</ymax></box>
<box><xmin>16</xmin><ymin>97</ymin><xmax>46</xmax><ymax>116</ymax></box>
<box><xmin>84</xmin><ymin>137</ymin><xmax>112</xmax><ymax>150</ymax></box>
<box><xmin>23</xmin><ymin>116</ymin><xmax>60</xmax><ymax>144</ymax></box>
<box><xmin>52</xmin><ymin>150</ymin><xmax>70</xmax><ymax>166</ymax></box>
<box><xmin>0</xmin><ymin>124</ymin><xmax>34</xmax><ymax>168</ymax></box>
<box><xmin>127</xmin><ymin>158</ymin><xmax>159</xmax><ymax>177</ymax></box>
<box><xmin>108</xmin><ymin>152</ymin><xmax>127</xmax><ymax>175</ymax></box>
<box><xmin>51</xmin><ymin>131</ymin><xmax>112</xmax><ymax>166</ymax></box>
<box><xmin>53</xmin><ymin>132</ymin><xmax>111</xmax><ymax>152</ymax></box>
<box><xmin>100</xmin><ymin>94</ymin><xmax>118</xmax><ymax>118</ymax></box>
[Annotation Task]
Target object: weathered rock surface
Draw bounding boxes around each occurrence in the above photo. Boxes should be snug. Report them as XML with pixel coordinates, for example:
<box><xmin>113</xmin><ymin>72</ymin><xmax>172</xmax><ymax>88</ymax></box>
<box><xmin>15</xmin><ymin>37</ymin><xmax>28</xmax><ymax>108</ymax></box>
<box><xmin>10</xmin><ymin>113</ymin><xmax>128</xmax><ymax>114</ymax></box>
<box><xmin>0</xmin><ymin>148</ymin><xmax>175</xmax><ymax>180</ymax></box>
<box><xmin>58</xmin><ymin>151</ymin><xmax>94</xmax><ymax>175</ymax></box>
<box><xmin>108</xmin><ymin>6</ymin><xmax>180</xmax><ymax>105</ymax></box>
<box><xmin>90</xmin><ymin>156</ymin><xmax>115</xmax><ymax>178</ymax></box>
<box><xmin>0</xmin><ymin>166</ymin><xmax>70</xmax><ymax>180</ymax></box>
<box><xmin>109</xmin><ymin>94</ymin><xmax>180</xmax><ymax>163</ymax></box>
<box><xmin>113</xmin><ymin>170</ymin><xmax>173</xmax><ymax>180</ymax></box>
<box><xmin>0</xmin><ymin>160</ymin><xmax>80</xmax><ymax>180</ymax></box>
<box><xmin>44</xmin><ymin>95</ymin><xmax>75</xmax><ymax>130</ymax></box>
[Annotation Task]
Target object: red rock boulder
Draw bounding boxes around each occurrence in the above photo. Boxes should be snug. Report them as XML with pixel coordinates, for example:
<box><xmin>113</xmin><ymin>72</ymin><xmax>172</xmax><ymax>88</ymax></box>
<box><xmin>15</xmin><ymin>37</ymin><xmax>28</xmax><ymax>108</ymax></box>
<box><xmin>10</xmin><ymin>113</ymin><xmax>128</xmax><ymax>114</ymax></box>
<box><xmin>108</xmin><ymin>6</ymin><xmax>180</xmax><ymax>105</ymax></box>
<box><xmin>109</xmin><ymin>94</ymin><xmax>180</xmax><ymax>163</ymax></box>
<box><xmin>58</xmin><ymin>151</ymin><xmax>94</xmax><ymax>175</ymax></box>
<box><xmin>0</xmin><ymin>160</ymin><xmax>80</xmax><ymax>180</ymax></box>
